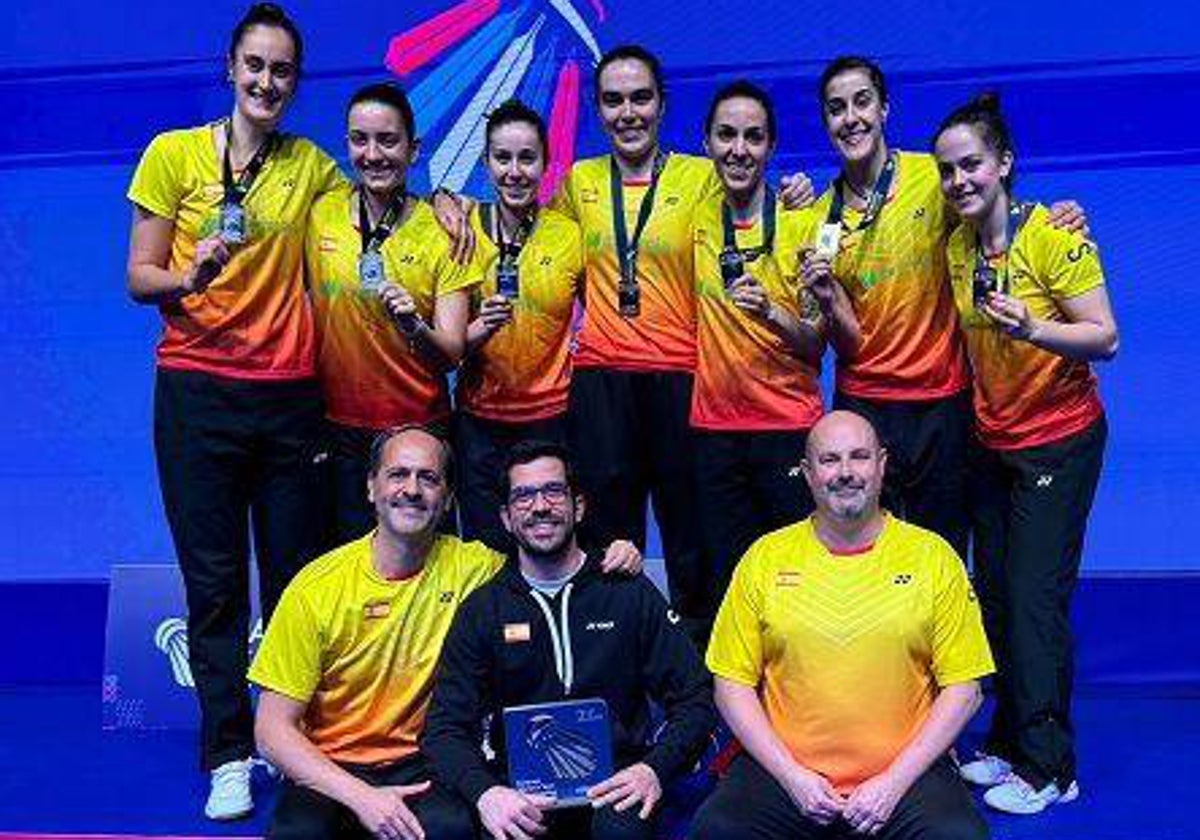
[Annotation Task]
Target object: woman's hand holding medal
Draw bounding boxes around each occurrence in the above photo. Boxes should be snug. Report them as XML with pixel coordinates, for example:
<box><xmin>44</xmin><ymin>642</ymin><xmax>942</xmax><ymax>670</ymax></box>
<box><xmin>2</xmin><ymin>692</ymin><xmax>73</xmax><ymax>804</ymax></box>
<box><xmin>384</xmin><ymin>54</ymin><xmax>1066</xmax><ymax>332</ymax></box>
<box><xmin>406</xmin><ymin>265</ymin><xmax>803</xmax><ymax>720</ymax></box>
<box><xmin>477</xmin><ymin>294</ymin><xmax>514</xmax><ymax>333</ymax></box>
<box><xmin>379</xmin><ymin>282</ymin><xmax>423</xmax><ymax>336</ymax></box>
<box><xmin>182</xmin><ymin>235</ymin><xmax>232</xmax><ymax>294</ymax></box>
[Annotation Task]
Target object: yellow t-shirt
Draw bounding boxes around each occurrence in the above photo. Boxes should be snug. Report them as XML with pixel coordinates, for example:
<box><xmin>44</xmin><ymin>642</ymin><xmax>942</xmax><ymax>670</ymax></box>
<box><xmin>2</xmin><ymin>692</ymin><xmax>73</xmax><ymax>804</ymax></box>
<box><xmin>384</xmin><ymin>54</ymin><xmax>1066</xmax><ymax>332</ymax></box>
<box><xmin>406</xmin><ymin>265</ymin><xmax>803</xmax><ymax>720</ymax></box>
<box><xmin>947</xmin><ymin>203</ymin><xmax>1105</xmax><ymax>450</ymax></box>
<box><xmin>307</xmin><ymin>190</ymin><xmax>479</xmax><ymax>429</ymax></box>
<box><xmin>551</xmin><ymin>153</ymin><xmax>719</xmax><ymax>372</ymax></box>
<box><xmin>707</xmin><ymin>515</ymin><xmax>993</xmax><ymax>791</ymax></box>
<box><xmin>127</xmin><ymin>123</ymin><xmax>344</xmax><ymax>380</ymax></box>
<box><xmin>456</xmin><ymin>206</ymin><xmax>582</xmax><ymax>422</ymax></box>
<box><xmin>798</xmin><ymin>151</ymin><xmax>969</xmax><ymax>400</ymax></box>
<box><xmin>248</xmin><ymin>533</ymin><xmax>503</xmax><ymax>766</ymax></box>
<box><xmin>691</xmin><ymin>196</ymin><xmax>824</xmax><ymax>430</ymax></box>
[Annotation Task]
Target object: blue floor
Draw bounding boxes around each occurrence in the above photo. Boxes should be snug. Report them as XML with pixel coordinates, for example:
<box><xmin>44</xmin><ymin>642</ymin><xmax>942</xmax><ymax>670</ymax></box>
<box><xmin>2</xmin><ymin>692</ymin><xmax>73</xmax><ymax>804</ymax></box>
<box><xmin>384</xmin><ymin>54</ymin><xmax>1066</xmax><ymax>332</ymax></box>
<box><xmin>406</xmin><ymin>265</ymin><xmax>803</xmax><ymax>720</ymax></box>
<box><xmin>0</xmin><ymin>684</ymin><xmax>1196</xmax><ymax>839</ymax></box>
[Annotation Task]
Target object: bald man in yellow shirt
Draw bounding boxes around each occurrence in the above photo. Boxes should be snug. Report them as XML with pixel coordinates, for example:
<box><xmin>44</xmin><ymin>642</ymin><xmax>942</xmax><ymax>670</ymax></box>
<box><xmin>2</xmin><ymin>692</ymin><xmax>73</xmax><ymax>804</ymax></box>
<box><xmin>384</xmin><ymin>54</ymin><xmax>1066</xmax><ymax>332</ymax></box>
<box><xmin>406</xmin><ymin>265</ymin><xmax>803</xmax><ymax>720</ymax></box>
<box><xmin>691</xmin><ymin>411</ymin><xmax>994</xmax><ymax>840</ymax></box>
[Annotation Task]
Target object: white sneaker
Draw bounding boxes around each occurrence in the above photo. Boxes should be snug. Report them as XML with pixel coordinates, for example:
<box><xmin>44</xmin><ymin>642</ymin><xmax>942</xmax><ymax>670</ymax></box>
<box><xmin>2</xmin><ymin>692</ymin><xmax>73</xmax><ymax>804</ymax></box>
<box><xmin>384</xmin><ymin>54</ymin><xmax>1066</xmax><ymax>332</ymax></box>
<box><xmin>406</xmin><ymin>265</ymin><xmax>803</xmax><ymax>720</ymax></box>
<box><xmin>205</xmin><ymin>758</ymin><xmax>254</xmax><ymax>820</ymax></box>
<box><xmin>959</xmin><ymin>751</ymin><xmax>1013</xmax><ymax>787</ymax></box>
<box><xmin>984</xmin><ymin>773</ymin><xmax>1080</xmax><ymax>815</ymax></box>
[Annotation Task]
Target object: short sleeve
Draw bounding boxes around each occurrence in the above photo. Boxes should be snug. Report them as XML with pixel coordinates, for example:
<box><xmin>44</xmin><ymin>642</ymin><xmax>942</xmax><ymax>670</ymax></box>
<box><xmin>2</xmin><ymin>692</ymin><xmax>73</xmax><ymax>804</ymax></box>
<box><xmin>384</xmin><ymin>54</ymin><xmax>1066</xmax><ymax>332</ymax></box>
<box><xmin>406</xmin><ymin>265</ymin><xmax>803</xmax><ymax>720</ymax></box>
<box><xmin>558</xmin><ymin>215</ymin><xmax>585</xmax><ymax>284</ymax></box>
<box><xmin>929</xmin><ymin>543</ymin><xmax>995</xmax><ymax>687</ymax></box>
<box><xmin>433</xmin><ymin>222</ymin><xmax>483</xmax><ymax>298</ymax></box>
<box><xmin>706</xmin><ymin>544</ymin><xmax>766</xmax><ymax>687</ymax></box>
<box><xmin>311</xmin><ymin>144</ymin><xmax>346</xmax><ymax>197</ymax></box>
<box><xmin>127</xmin><ymin>132</ymin><xmax>185</xmax><ymax>219</ymax></box>
<box><xmin>697</xmin><ymin>159</ymin><xmax>723</xmax><ymax>202</ymax></box>
<box><xmin>248</xmin><ymin>580</ymin><xmax>324</xmax><ymax>703</ymax></box>
<box><xmin>547</xmin><ymin>165</ymin><xmax>580</xmax><ymax>220</ymax></box>
<box><xmin>1030</xmin><ymin>219</ymin><xmax>1105</xmax><ymax>300</ymax></box>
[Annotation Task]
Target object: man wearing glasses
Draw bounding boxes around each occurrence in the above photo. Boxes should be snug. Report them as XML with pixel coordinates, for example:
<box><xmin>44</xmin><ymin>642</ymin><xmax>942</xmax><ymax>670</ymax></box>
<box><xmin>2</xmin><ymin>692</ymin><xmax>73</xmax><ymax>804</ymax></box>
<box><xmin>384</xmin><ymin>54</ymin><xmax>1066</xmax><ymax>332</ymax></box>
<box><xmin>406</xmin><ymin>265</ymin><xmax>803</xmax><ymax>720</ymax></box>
<box><xmin>249</xmin><ymin>427</ymin><xmax>642</xmax><ymax>839</ymax></box>
<box><xmin>424</xmin><ymin>439</ymin><xmax>714</xmax><ymax>840</ymax></box>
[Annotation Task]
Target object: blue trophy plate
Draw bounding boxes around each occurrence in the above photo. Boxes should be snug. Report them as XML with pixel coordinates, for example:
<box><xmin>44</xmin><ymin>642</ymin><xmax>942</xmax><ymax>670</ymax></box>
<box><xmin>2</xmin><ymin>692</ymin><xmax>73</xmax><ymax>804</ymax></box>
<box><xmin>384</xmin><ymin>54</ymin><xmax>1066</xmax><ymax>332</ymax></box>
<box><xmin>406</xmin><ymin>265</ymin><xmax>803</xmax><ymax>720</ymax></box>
<box><xmin>503</xmin><ymin>698</ymin><xmax>613</xmax><ymax>807</ymax></box>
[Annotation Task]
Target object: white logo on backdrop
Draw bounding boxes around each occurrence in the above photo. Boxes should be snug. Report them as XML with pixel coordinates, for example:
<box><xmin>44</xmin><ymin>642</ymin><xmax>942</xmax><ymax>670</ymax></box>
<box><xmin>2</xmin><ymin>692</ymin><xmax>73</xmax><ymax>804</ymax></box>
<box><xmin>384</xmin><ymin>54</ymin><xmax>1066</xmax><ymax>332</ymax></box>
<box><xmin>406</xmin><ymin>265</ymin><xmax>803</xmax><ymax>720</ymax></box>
<box><xmin>154</xmin><ymin>617</ymin><xmax>265</xmax><ymax>689</ymax></box>
<box><xmin>154</xmin><ymin>617</ymin><xmax>193</xmax><ymax>688</ymax></box>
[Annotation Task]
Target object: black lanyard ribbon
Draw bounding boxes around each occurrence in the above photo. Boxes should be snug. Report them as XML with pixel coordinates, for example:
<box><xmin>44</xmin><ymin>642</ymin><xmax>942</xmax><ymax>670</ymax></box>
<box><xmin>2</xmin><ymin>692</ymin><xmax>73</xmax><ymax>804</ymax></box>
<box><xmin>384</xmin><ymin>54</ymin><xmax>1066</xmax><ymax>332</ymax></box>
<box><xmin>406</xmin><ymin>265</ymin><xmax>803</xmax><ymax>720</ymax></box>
<box><xmin>721</xmin><ymin>186</ymin><xmax>777</xmax><ymax>261</ymax></box>
<box><xmin>222</xmin><ymin>121</ymin><xmax>277</xmax><ymax>207</ymax></box>
<box><xmin>610</xmin><ymin>151</ymin><xmax>669</xmax><ymax>315</ymax></box>
<box><xmin>825</xmin><ymin>151</ymin><xmax>897</xmax><ymax>233</ymax></box>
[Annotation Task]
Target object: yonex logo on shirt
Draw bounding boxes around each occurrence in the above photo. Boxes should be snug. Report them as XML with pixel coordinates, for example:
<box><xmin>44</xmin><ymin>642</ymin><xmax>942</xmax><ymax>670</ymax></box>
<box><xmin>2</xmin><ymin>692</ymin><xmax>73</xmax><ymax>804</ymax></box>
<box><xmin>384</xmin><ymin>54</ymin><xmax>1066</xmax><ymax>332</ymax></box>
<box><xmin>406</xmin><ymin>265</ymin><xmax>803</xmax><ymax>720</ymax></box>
<box><xmin>893</xmin><ymin>574</ymin><xmax>913</xmax><ymax>585</ymax></box>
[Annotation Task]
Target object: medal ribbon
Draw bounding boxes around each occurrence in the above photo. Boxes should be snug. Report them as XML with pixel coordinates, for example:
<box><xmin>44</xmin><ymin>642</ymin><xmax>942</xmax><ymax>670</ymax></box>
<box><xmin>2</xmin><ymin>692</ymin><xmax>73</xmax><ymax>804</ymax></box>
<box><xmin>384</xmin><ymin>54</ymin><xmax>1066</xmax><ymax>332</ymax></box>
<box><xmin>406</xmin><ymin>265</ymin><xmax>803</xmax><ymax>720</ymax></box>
<box><xmin>610</xmin><ymin>151</ymin><xmax>669</xmax><ymax>289</ymax></box>
<box><xmin>825</xmin><ymin>150</ymin><xmax>897</xmax><ymax>233</ymax></box>
<box><xmin>721</xmin><ymin>186</ymin><xmax>777</xmax><ymax>261</ymax></box>
<box><xmin>222</xmin><ymin>120</ymin><xmax>277</xmax><ymax>207</ymax></box>
<box><xmin>973</xmin><ymin>200</ymin><xmax>1033</xmax><ymax>294</ymax></box>
<box><xmin>359</xmin><ymin>187</ymin><xmax>408</xmax><ymax>256</ymax></box>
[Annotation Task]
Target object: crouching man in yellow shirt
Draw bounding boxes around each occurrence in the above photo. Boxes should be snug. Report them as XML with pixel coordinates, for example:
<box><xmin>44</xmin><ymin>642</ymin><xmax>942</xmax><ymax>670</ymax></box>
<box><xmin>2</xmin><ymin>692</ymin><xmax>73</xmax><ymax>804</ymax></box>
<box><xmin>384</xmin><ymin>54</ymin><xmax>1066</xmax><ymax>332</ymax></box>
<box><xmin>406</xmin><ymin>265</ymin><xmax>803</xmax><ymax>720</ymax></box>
<box><xmin>248</xmin><ymin>425</ymin><xmax>640</xmax><ymax>839</ymax></box>
<box><xmin>691</xmin><ymin>411</ymin><xmax>995</xmax><ymax>840</ymax></box>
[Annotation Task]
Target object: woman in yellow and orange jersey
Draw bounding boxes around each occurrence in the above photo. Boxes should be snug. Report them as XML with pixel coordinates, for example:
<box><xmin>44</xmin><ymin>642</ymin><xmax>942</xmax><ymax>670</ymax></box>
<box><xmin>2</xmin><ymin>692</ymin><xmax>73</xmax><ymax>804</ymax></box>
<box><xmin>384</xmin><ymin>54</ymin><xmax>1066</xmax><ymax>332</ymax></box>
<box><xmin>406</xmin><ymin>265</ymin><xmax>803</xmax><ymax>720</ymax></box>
<box><xmin>798</xmin><ymin>56</ymin><xmax>1088</xmax><ymax>561</ymax></box>
<box><xmin>454</xmin><ymin>100</ymin><xmax>582</xmax><ymax>551</ymax></box>
<box><xmin>933</xmin><ymin>93</ymin><xmax>1117</xmax><ymax>817</ymax></box>
<box><xmin>306</xmin><ymin>82</ymin><xmax>477</xmax><ymax>544</ymax></box>
<box><xmin>690</xmin><ymin>80</ymin><xmax>856</xmax><ymax>634</ymax></box>
<box><xmin>125</xmin><ymin>3</ymin><xmax>343</xmax><ymax>818</ymax></box>
<box><xmin>549</xmin><ymin>45</ymin><xmax>716</xmax><ymax>636</ymax></box>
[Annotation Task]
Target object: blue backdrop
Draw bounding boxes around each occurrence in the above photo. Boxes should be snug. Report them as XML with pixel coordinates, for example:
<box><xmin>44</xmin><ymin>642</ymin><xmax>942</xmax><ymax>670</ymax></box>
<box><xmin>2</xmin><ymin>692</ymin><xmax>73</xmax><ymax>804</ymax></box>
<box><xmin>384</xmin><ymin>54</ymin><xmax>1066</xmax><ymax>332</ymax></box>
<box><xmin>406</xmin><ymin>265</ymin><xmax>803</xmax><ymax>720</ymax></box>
<box><xmin>1</xmin><ymin>0</ymin><xmax>1197</xmax><ymax>579</ymax></box>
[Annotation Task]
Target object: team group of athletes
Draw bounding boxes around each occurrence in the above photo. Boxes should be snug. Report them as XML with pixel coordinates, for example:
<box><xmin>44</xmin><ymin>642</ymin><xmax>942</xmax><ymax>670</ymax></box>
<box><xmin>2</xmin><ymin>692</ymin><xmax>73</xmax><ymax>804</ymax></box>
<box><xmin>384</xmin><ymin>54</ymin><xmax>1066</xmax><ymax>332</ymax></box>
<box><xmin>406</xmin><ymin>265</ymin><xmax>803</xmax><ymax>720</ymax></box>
<box><xmin>125</xmin><ymin>1</ymin><xmax>1119</xmax><ymax>836</ymax></box>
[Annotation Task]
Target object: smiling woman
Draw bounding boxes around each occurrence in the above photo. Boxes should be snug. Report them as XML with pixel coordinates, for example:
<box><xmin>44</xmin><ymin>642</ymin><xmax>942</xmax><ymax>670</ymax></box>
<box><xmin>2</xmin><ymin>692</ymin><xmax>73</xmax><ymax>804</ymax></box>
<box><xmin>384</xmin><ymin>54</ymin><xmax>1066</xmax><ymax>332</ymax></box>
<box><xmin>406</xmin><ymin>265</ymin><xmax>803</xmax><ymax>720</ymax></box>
<box><xmin>933</xmin><ymin>92</ymin><xmax>1118</xmax><ymax>817</ymax></box>
<box><xmin>306</xmin><ymin>81</ymin><xmax>478</xmax><ymax>544</ymax></box>
<box><xmin>123</xmin><ymin>2</ymin><xmax>344</xmax><ymax>821</ymax></box>
<box><xmin>453</xmin><ymin>100</ymin><xmax>581</xmax><ymax>552</ymax></box>
<box><xmin>688</xmin><ymin>80</ymin><xmax>832</xmax><ymax>631</ymax></box>
<box><xmin>550</xmin><ymin>45</ymin><xmax>719</xmax><ymax>642</ymax></box>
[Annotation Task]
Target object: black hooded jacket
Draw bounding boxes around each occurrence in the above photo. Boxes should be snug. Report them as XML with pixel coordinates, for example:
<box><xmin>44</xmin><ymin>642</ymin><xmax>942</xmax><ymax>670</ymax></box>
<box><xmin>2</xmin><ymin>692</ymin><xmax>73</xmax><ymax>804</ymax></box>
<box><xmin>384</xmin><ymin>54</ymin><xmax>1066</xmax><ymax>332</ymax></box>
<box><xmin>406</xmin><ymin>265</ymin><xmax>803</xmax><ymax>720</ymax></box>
<box><xmin>422</xmin><ymin>553</ymin><xmax>715</xmax><ymax>806</ymax></box>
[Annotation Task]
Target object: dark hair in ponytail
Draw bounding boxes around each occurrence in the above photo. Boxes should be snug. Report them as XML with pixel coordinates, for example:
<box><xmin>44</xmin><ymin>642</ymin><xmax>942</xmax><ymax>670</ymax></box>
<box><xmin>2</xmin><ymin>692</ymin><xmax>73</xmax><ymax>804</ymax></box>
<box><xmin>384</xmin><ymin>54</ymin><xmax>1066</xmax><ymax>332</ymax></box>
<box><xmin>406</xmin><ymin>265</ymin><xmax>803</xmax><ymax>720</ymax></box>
<box><xmin>229</xmin><ymin>3</ymin><xmax>304</xmax><ymax>72</ymax></box>
<box><xmin>933</xmin><ymin>92</ymin><xmax>1015</xmax><ymax>190</ymax></box>
<box><xmin>486</xmin><ymin>98</ymin><xmax>549</xmax><ymax>159</ymax></box>
<box><xmin>348</xmin><ymin>82</ymin><xmax>417</xmax><ymax>141</ymax></box>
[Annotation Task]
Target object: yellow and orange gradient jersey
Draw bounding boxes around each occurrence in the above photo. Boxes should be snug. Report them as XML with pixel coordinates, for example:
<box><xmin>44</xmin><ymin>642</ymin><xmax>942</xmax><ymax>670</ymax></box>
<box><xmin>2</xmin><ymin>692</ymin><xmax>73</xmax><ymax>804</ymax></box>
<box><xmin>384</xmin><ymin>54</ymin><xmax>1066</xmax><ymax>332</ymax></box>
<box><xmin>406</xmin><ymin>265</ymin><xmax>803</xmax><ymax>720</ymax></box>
<box><xmin>799</xmin><ymin>151</ymin><xmax>970</xmax><ymax>400</ymax></box>
<box><xmin>128</xmin><ymin>124</ymin><xmax>344</xmax><ymax>380</ymax></box>
<box><xmin>551</xmin><ymin>153</ymin><xmax>719</xmax><ymax>373</ymax></box>
<box><xmin>456</xmin><ymin>207</ymin><xmax>582</xmax><ymax>422</ymax></box>
<box><xmin>691</xmin><ymin>196</ymin><xmax>824</xmax><ymax>430</ymax></box>
<box><xmin>249</xmin><ymin>533</ymin><xmax>503</xmax><ymax>766</ymax></box>
<box><xmin>947</xmin><ymin>204</ymin><xmax>1105</xmax><ymax>450</ymax></box>
<box><xmin>307</xmin><ymin>190</ymin><xmax>479</xmax><ymax>429</ymax></box>
<box><xmin>708</xmin><ymin>515</ymin><xmax>993</xmax><ymax>792</ymax></box>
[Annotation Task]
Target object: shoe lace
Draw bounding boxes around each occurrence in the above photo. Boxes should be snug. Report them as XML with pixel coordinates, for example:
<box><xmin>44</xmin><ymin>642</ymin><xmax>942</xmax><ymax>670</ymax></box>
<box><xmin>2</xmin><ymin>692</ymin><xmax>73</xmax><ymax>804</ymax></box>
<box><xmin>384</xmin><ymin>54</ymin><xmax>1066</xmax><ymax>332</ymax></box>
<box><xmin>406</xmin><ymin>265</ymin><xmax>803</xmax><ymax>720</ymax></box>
<box><xmin>999</xmin><ymin>772</ymin><xmax>1038</xmax><ymax>799</ymax></box>
<box><xmin>212</xmin><ymin>760</ymin><xmax>251</xmax><ymax>791</ymax></box>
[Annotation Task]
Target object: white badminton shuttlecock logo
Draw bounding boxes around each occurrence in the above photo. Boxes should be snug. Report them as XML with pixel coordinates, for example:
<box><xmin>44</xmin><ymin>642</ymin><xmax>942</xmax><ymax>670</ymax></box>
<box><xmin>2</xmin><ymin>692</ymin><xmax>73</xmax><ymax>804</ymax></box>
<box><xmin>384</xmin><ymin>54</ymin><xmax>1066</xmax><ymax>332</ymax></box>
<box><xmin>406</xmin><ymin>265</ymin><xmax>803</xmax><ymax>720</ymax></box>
<box><xmin>384</xmin><ymin>0</ymin><xmax>605</xmax><ymax>199</ymax></box>
<box><xmin>525</xmin><ymin>714</ymin><xmax>599</xmax><ymax>780</ymax></box>
<box><xmin>154</xmin><ymin>617</ymin><xmax>194</xmax><ymax>688</ymax></box>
